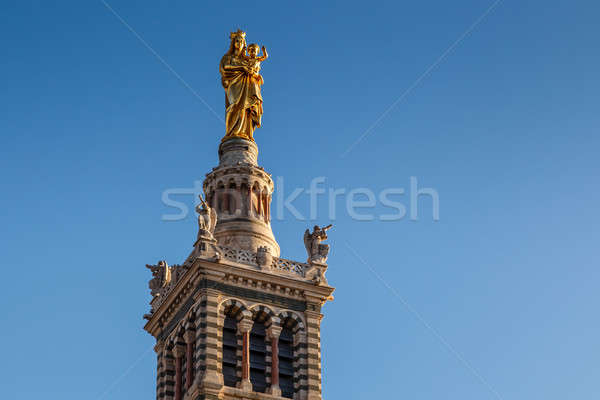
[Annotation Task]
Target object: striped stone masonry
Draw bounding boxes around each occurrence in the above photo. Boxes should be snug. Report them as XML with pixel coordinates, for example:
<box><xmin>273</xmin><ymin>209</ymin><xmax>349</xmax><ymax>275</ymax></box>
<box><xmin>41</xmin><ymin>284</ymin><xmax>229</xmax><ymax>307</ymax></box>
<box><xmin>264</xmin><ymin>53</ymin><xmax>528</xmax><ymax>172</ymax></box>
<box><xmin>304</xmin><ymin>310</ymin><xmax>323</xmax><ymax>400</ymax></box>
<box><xmin>146</xmin><ymin>252</ymin><xmax>334</xmax><ymax>400</ymax></box>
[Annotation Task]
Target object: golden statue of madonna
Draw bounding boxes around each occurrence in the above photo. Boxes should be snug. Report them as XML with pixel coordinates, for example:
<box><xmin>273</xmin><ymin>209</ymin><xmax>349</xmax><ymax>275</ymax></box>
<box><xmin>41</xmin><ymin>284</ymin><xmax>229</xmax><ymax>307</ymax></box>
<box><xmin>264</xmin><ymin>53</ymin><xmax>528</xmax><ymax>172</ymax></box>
<box><xmin>220</xmin><ymin>30</ymin><xmax>268</xmax><ymax>142</ymax></box>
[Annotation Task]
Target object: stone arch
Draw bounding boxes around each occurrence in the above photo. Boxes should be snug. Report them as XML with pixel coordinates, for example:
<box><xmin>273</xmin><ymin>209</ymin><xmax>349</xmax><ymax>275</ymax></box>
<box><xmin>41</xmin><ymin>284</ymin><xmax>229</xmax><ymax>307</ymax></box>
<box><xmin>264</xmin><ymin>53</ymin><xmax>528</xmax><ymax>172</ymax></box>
<box><xmin>167</xmin><ymin>323</ymin><xmax>184</xmax><ymax>342</ymax></box>
<box><xmin>250</xmin><ymin>182</ymin><xmax>261</xmax><ymax>215</ymax></box>
<box><xmin>277</xmin><ymin>310</ymin><xmax>305</xmax><ymax>333</ymax></box>
<box><xmin>219</xmin><ymin>298</ymin><xmax>247</xmax><ymax>389</ymax></box>
<box><xmin>249</xmin><ymin>304</ymin><xmax>277</xmax><ymax>326</ymax></box>
<box><xmin>276</xmin><ymin>311</ymin><xmax>306</xmax><ymax>398</ymax></box>
<box><xmin>219</xmin><ymin>298</ymin><xmax>248</xmax><ymax>319</ymax></box>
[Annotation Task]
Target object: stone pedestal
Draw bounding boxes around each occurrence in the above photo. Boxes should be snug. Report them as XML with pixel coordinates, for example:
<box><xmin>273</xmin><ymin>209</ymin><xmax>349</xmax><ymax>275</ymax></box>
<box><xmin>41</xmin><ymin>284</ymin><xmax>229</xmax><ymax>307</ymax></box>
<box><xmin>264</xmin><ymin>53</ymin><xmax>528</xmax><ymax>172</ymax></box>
<box><xmin>218</xmin><ymin>138</ymin><xmax>258</xmax><ymax>166</ymax></box>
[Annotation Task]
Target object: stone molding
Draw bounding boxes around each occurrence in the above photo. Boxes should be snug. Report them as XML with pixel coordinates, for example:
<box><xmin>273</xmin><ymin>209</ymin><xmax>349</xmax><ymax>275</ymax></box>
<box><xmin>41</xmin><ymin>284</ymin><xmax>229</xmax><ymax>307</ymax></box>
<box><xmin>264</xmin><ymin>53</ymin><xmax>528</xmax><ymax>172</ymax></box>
<box><xmin>148</xmin><ymin>245</ymin><xmax>327</xmax><ymax>315</ymax></box>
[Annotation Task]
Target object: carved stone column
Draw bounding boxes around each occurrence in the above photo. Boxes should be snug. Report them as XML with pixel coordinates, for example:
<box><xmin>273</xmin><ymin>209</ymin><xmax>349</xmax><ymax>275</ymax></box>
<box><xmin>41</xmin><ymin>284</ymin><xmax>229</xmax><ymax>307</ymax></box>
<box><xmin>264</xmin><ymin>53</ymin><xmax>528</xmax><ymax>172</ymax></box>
<box><xmin>173</xmin><ymin>345</ymin><xmax>185</xmax><ymax>400</ymax></box>
<box><xmin>237</xmin><ymin>311</ymin><xmax>253</xmax><ymax>391</ymax></box>
<box><xmin>257</xmin><ymin>189</ymin><xmax>262</xmax><ymax>216</ymax></box>
<box><xmin>267</xmin><ymin>194</ymin><xmax>271</xmax><ymax>222</ymax></box>
<box><xmin>266</xmin><ymin>321</ymin><xmax>282</xmax><ymax>396</ymax></box>
<box><xmin>247</xmin><ymin>186</ymin><xmax>252</xmax><ymax>217</ymax></box>
<box><xmin>263</xmin><ymin>193</ymin><xmax>269</xmax><ymax>223</ymax></box>
<box><xmin>183</xmin><ymin>330</ymin><xmax>195</xmax><ymax>389</ymax></box>
<box><xmin>231</xmin><ymin>184</ymin><xmax>239</xmax><ymax>214</ymax></box>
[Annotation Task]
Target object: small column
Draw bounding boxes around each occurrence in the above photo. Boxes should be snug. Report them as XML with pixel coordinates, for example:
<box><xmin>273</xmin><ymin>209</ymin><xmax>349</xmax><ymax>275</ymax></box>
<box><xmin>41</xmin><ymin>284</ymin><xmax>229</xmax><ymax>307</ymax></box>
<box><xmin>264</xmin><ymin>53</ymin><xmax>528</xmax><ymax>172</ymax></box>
<box><xmin>173</xmin><ymin>345</ymin><xmax>185</xmax><ymax>400</ymax></box>
<box><xmin>263</xmin><ymin>193</ymin><xmax>269</xmax><ymax>223</ymax></box>
<box><xmin>257</xmin><ymin>189</ymin><xmax>262</xmax><ymax>217</ymax></box>
<box><xmin>247</xmin><ymin>186</ymin><xmax>252</xmax><ymax>216</ymax></box>
<box><xmin>184</xmin><ymin>330</ymin><xmax>195</xmax><ymax>389</ymax></box>
<box><xmin>267</xmin><ymin>320</ymin><xmax>282</xmax><ymax>396</ymax></box>
<box><xmin>237</xmin><ymin>311</ymin><xmax>253</xmax><ymax>391</ymax></box>
<box><xmin>231</xmin><ymin>184</ymin><xmax>239</xmax><ymax>214</ymax></box>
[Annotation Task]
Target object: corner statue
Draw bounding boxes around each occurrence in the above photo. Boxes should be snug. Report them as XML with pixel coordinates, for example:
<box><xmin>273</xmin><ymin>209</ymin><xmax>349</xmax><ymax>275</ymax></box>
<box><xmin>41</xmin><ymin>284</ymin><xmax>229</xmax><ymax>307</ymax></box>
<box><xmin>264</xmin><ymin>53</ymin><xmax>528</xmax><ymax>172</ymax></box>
<box><xmin>303</xmin><ymin>224</ymin><xmax>333</xmax><ymax>264</ymax></box>
<box><xmin>220</xmin><ymin>29</ymin><xmax>268</xmax><ymax>142</ymax></box>
<box><xmin>146</xmin><ymin>260</ymin><xmax>171</xmax><ymax>298</ymax></box>
<box><xmin>195</xmin><ymin>195</ymin><xmax>217</xmax><ymax>240</ymax></box>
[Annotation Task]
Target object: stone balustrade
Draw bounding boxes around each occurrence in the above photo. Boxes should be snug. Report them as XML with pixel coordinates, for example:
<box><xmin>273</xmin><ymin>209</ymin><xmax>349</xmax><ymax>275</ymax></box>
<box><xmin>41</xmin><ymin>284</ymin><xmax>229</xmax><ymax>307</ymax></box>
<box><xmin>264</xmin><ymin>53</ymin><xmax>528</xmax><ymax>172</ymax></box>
<box><xmin>148</xmin><ymin>246</ymin><xmax>311</xmax><ymax>313</ymax></box>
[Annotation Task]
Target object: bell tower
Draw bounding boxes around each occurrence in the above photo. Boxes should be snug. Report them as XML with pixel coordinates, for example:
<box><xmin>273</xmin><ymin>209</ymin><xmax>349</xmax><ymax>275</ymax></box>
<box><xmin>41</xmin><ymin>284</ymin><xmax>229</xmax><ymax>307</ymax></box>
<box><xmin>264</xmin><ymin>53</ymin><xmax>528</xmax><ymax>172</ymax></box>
<box><xmin>143</xmin><ymin>30</ymin><xmax>334</xmax><ymax>400</ymax></box>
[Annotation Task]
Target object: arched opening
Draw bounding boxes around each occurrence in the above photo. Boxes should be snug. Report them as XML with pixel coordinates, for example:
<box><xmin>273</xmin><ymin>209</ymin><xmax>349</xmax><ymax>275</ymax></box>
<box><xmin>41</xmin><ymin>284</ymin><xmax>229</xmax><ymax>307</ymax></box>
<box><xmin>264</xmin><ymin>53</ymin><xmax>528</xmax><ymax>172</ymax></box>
<box><xmin>249</xmin><ymin>320</ymin><xmax>267</xmax><ymax>392</ymax></box>
<box><xmin>222</xmin><ymin>314</ymin><xmax>238</xmax><ymax>387</ymax></box>
<box><xmin>278</xmin><ymin>325</ymin><xmax>294</xmax><ymax>398</ymax></box>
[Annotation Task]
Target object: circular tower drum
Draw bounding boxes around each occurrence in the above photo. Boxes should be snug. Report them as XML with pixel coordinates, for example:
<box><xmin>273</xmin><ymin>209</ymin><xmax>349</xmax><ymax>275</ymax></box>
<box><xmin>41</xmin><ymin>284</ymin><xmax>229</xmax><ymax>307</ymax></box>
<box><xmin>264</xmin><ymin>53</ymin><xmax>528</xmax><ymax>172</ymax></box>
<box><xmin>203</xmin><ymin>138</ymin><xmax>280</xmax><ymax>257</ymax></box>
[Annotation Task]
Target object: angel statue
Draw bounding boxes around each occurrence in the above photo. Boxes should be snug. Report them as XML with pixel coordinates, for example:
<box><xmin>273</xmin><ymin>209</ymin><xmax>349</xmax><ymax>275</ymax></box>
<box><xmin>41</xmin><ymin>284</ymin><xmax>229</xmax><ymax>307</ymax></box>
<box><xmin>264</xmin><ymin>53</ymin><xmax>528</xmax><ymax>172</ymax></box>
<box><xmin>219</xmin><ymin>29</ymin><xmax>267</xmax><ymax>142</ymax></box>
<box><xmin>303</xmin><ymin>224</ymin><xmax>333</xmax><ymax>264</ymax></box>
<box><xmin>196</xmin><ymin>195</ymin><xmax>217</xmax><ymax>240</ymax></box>
<box><xmin>146</xmin><ymin>260</ymin><xmax>172</xmax><ymax>298</ymax></box>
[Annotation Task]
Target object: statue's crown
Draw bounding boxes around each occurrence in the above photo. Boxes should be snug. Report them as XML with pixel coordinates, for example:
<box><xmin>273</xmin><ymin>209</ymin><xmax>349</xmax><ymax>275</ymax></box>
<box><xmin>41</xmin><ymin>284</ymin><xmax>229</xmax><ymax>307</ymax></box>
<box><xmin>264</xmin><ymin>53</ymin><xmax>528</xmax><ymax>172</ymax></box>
<box><xmin>230</xmin><ymin>29</ymin><xmax>246</xmax><ymax>39</ymax></box>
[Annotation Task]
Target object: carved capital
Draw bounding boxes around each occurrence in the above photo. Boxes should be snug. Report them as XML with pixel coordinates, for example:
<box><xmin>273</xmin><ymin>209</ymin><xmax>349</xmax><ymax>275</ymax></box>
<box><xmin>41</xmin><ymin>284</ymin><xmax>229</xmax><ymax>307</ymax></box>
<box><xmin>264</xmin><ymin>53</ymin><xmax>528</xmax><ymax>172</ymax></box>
<box><xmin>267</xmin><ymin>325</ymin><xmax>282</xmax><ymax>340</ymax></box>
<box><xmin>183</xmin><ymin>330</ymin><xmax>195</xmax><ymax>344</ymax></box>
<box><xmin>266</xmin><ymin>316</ymin><xmax>281</xmax><ymax>339</ymax></box>
<box><xmin>172</xmin><ymin>344</ymin><xmax>186</xmax><ymax>358</ymax></box>
<box><xmin>294</xmin><ymin>332</ymin><xmax>307</xmax><ymax>347</ymax></box>
<box><xmin>238</xmin><ymin>318</ymin><xmax>253</xmax><ymax>334</ymax></box>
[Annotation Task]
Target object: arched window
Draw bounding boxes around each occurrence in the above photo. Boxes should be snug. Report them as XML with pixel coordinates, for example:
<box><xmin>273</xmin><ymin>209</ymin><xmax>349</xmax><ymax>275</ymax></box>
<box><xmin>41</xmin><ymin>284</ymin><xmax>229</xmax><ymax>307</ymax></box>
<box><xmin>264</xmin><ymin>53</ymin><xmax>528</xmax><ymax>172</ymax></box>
<box><xmin>249</xmin><ymin>321</ymin><xmax>267</xmax><ymax>392</ymax></box>
<box><xmin>278</xmin><ymin>326</ymin><xmax>294</xmax><ymax>398</ymax></box>
<box><xmin>222</xmin><ymin>314</ymin><xmax>238</xmax><ymax>387</ymax></box>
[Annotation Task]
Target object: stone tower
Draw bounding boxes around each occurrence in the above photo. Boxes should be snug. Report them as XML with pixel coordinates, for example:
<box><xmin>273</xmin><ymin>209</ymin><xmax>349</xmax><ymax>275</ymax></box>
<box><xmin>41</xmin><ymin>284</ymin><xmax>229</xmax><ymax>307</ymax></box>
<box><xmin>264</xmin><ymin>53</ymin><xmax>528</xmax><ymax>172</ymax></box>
<box><xmin>143</xmin><ymin>137</ymin><xmax>335</xmax><ymax>400</ymax></box>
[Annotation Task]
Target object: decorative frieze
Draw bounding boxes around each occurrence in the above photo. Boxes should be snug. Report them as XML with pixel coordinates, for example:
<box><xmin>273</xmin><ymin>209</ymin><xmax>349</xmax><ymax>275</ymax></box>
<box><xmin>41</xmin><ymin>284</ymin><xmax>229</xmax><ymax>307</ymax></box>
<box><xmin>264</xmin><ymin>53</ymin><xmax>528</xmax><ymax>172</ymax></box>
<box><xmin>147</xmin><ymin>245</ymin><xmax>322</xmax><ymax>315</ymax></box>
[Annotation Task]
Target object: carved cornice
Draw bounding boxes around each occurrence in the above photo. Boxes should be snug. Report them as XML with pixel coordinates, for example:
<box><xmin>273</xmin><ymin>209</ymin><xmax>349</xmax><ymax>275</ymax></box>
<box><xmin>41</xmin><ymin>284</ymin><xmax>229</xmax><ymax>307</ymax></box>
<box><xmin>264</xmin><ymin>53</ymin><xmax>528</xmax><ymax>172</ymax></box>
<box><xmin>144</xmin><ymin>251</ymin><xmax>334</xmax><ymax>339</ymax></box>
<box><xmin>203</xmin><ymin>164</ymin><xmax>274</xmax><ymax>192</ymax></box>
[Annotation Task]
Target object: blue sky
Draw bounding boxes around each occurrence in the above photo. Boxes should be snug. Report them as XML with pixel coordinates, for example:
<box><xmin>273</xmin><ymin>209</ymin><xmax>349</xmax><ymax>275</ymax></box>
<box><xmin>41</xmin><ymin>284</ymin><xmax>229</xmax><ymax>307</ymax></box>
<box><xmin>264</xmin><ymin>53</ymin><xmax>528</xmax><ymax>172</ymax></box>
<box><xmin>1</xmin><ymin>1</ymin><xmax>599</xmax><ymax>399</ymax></box>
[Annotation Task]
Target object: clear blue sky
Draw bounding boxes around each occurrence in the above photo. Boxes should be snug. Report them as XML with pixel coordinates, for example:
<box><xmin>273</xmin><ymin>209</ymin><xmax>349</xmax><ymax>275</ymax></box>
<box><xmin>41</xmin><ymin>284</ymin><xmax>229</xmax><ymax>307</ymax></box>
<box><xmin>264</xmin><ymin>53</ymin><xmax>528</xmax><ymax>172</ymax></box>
<box><xmin>1</xmin><ymin>1</ymin><xmax>599</xmax><ymax>399</ymax></box>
